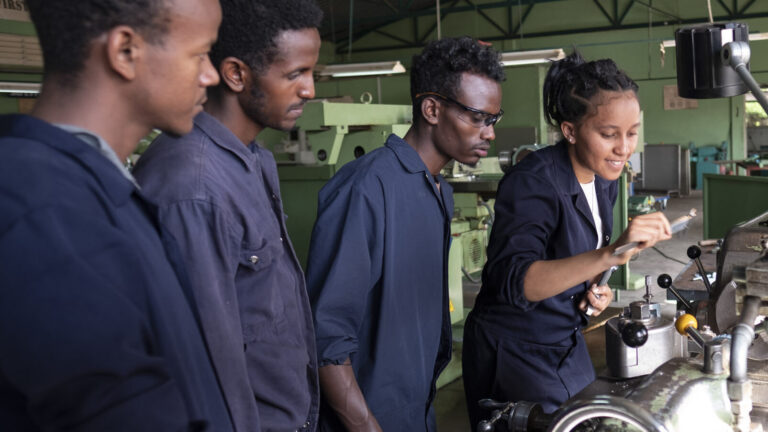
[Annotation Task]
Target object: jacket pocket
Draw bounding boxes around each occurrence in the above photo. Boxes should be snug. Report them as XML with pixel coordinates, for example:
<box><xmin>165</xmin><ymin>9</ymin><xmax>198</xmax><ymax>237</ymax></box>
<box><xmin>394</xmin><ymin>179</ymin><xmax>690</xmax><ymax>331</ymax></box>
<box><xmin>239</xmin><ymin>239</ymin><xmax>287</xmax><ymax>342</ymax></box>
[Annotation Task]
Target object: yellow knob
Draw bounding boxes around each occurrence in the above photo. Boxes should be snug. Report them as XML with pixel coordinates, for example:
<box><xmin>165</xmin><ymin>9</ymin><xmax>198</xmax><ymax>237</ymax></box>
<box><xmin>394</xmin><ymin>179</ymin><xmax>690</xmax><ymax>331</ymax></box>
<box><xmin>675</xmin><ymin>314</ymin><xmax>698</xmax><ymax>336</ymax></box>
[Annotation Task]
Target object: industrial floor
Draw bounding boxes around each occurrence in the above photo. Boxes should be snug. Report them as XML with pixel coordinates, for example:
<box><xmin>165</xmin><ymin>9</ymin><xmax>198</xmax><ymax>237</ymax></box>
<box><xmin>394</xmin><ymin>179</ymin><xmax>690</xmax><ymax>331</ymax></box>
<box><xmin>433</xmin><ymin>190</ymin><xmax>707</xmax><ymax>432</ymax></box>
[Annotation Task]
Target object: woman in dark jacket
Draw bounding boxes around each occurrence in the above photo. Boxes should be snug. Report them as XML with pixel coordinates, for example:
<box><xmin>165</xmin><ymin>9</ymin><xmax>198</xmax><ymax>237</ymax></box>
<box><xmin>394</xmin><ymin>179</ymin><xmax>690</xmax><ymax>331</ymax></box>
<box><xmin>463</xmin><ymin>51</ymin><xmax>672</xmax><ymax>427</ymax></box>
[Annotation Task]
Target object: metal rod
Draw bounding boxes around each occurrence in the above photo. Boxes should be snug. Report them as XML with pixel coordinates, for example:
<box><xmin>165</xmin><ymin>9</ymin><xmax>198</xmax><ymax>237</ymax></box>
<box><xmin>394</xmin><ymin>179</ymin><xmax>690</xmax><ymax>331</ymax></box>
<box><xmin>436</xmin><ymin>0</ymin><xmax>441</xmax><ymax>39</ymax></box>
<box><xmin>733</xmin><ymin>62</ymin><xmax>768</xmax><ymax>114</ymax></box>
<box><xmin>348</xmin><ymin>0</ymin><xmax>354</xmax><ymax>60</ymax></box>
<box><xmin>598</xmin><ymin>265</ymin><xmax>618</xmax><ymax>286</ymax></box>
<box><xmin>693</xmin><ymin>257</ymin><xmax>713</xmax><ymax>293</ymax></box>
<box><xmin>667</xmin><ymin>285</ymin><xmax>695</xmax><ymax>313</ymax></box>
<box><xmin>686</xmin><ymin>326</ymin><xmax>706</xmax><ymax>348</ymax></box>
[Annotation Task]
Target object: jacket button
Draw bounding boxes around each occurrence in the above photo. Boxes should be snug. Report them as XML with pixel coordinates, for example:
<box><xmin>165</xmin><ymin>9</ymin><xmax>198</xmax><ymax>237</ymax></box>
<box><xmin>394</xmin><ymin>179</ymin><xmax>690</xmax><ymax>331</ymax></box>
<box><xmin>250</xmin><ymin>255</ymin><xmax>259</xmax><ymax>264</ymax></box>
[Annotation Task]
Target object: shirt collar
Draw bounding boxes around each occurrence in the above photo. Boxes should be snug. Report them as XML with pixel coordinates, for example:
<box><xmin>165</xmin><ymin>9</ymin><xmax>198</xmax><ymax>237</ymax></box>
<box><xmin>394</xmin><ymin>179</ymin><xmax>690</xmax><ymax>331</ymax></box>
<box><xmin>0</xmin><ymin>114</ymin><xmax>136</xmax><ymax>206</ymax></box>
<box><xmin>193</xmin><ymin>111</ymin><xmax>259</xmax><ymax>171</ymax></box>
<box><xmin>54</xmin><ymin>123</ymin><xmax>139</xmax><ymax>188</ymax></box>
<box><xmin>386</xmin><ymin>133</ymin><xmax>435</xmax><ymax>175</ymax></box>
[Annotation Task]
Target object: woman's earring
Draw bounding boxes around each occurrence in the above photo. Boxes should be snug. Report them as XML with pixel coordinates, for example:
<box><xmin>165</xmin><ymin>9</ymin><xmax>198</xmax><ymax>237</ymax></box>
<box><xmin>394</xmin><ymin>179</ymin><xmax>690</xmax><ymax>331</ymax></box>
<box><xmin>568</xmin><ymin>137</ymin><xmax>575</xmax><ymax>143</ymax></box>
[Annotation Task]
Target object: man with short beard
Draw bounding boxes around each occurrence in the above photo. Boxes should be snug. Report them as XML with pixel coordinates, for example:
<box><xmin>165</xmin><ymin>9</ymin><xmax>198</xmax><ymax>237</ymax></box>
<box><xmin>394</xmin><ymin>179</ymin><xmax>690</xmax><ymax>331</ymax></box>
<box><xmin>132</xmin><ymin>1</ymin><xmax>323</xmax><ymax>430</ymax></box>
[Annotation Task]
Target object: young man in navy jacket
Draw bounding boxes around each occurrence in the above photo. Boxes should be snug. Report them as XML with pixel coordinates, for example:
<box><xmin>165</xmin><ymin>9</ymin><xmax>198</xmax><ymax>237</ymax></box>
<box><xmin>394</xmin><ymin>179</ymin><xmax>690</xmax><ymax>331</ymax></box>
<box><xmin>307</xmin><ymin>37</ymin><xmax>505</xmax><ymax>431</ymax></box>
<box><xmin>132</xmin><ymin>1</ymin><xmax>323</xmax><ymax>430</ymax></box>
<box><xmin>0</xmin><ymin>0</ymin><xmax>234</xmax><ymax>430</ymax></box>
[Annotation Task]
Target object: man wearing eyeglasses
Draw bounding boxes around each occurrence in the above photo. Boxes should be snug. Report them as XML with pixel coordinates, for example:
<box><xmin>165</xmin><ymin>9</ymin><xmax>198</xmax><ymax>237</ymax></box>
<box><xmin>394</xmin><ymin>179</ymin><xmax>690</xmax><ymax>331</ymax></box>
<box><xmin>305</xmin><ymin>36</ymin><xmax>505</xmax><ymax>432</ymax></box>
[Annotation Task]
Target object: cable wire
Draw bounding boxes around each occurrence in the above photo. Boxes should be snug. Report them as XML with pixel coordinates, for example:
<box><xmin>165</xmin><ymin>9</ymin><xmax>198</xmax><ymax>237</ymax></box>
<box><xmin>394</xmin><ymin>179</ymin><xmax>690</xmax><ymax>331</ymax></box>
<box><xmin>462</xmin><ymin>267</ymin><xmax>481</xmax><ymax>283</ymax></box>
<box><xmin>651</xmin><ymin>246</ymin><xmax>688</xmax><ymax>265</ymax></box>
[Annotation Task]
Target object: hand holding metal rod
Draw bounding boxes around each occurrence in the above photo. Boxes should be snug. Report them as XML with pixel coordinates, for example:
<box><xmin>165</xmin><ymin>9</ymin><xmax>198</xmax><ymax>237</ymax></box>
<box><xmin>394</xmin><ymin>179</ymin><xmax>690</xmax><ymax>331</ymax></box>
<box><xmin>585</xmin><ymin>265</ymin><xmax>618</xmax><ymax>316</ymax></box>
<box><xmin>613</xmin><ymin>208</ymin><xmax>697</xmax><ymax>256</ymax></box>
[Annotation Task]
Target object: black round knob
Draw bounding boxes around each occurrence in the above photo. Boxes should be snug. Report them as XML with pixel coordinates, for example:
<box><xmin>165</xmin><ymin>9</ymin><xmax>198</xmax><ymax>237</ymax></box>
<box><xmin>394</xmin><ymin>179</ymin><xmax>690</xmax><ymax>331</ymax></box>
<box><xmin>687</xmin><ymin>245</ymin><xmax>701</xmax><ymax>259</ymax></box>
<box><xmin>657</xmin><ymin>273</ymin><xmax>673</xmax><ymax>289</ymax></box>
<box><xmin>621</xmin><ymin>322</ymin><xmax>649</xmax><ymax>348</ymax></box>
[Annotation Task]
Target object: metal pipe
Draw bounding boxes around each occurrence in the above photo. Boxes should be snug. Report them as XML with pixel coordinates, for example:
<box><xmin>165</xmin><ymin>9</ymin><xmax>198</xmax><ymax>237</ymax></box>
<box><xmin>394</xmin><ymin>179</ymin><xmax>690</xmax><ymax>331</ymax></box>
<box><xmin>548</xmin><ymin>396</ymin><xmax>667</xmax><ymax>432</ymax></box>
<box><xmin>723</xmin><ymin>41</ymin><xmax>768</xmax><ymax>115</ymax></box>
<box><xmin>730</xmin><ymin>295</ymin><xmax>760</xmax><ymax>383</ymax></box>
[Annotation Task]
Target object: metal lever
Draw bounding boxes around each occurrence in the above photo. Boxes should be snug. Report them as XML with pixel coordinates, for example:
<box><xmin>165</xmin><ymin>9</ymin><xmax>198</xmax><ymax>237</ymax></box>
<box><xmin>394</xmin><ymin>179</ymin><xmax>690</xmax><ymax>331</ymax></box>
<box><xmin>657</xmin><ymin>273</ymin><xmax>695</xmax><ymax>313</ymax></box>
<box><xmin>675</xmin><ymin>313</ymin><xmax>706</xmax><ymax>348</ymax></box>
<box><xmin>477</xmin><ymin>399</ymin><xmax>549</xmax><ymax>432</ymax></box>
<box><xmin>613</xmin><ymin>209</ymin><xmax>697</xmax><ymax>256</ymax></box>
<box><xmin>477</xmin><ymin>399</ymin><xmax>515</xmax><ymax>432</ymax></box>
<box><xmin>687</xmin><ymin>245</ymin><xmax>712</xmax><ymax>293</ymax></box>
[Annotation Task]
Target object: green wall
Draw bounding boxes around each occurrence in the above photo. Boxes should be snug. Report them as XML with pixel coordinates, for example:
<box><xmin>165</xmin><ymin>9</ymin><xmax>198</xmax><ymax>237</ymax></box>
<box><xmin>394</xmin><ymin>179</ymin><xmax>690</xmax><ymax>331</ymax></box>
<box><xmin>318</xmin><ymin>2</ymin><xmax>768</xmax><ymax>159</ymax></box>
<box><xmin>3</xmin><ymin>0</ymin><xmax>767</xmax><ymax>156</ymax></box>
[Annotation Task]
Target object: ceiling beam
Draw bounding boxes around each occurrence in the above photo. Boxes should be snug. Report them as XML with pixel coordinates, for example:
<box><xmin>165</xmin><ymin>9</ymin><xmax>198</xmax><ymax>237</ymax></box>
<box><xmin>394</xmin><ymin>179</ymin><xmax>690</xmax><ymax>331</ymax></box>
<box><xmin>418</xmin><ymin>0</ymin><xmax>462</xmax><ymax>43</ymax></box>
<box><xmin>334</xmin><ymin>10</ymin><xmax>768</xmax><ymax>54</ymax></box>
<box><xmin>593</xmin><ymin>0</ymin><xmax>616</xmax><ymax>26</ymax></box>
<box><xmin>634</xmin><ymin>0</ymin><xmax>681</xmax><ymax>22</ymax></box>
<box><xmin>511</xmin><ymin>4</ymin><xmax>534</xmax><ymax>36</ymax></box>
<box><xmin>618</xmin><ymin>0</ymin><xmax>636</xmax><ymax>25</ymax></box>
<box><xmin>379</xmin><ymin>0</ymin><xmax>399</xmax><ymax>13</ymax></box>
<box><xmin>464</xmin><ymin>0</ymin><xmax>509</xmax><ymax>37</ymax></box>
<box><xmin>717</xmin><ymin>0</ymin><xmax>732</xmax><ymax>16</ymax></box>
<box><xmin>739</xmin><ymin>0</ymin><xmax>757</xmax><ymax>15</ymax></box>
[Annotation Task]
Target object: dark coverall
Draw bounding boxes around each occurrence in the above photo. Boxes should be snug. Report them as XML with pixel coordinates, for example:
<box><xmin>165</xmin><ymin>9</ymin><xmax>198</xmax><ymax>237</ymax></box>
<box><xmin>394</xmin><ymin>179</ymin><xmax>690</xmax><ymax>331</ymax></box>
<box><xmin>307</xmin><ymin>134</ymin><xmax>453</xmax><ymax>431</ymax></box>
<box><xmin>463</xmin><ymin>140</ymin><xmax>617</xmax><ymax>427</ymax></box>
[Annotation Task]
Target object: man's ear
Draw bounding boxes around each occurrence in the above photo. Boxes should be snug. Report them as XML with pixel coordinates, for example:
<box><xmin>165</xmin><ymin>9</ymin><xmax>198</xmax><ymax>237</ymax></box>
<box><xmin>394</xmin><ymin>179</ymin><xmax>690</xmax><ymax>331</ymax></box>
<box><xmin>219</xmin><ymin>57</ymin><xmax>249</xmax><ymax>93</ymax></box>
<box><xmin>105</xmin><ymin>25</ymin><xmax>143</xmax><ymax>81</ymax></box>
<box><xmin>420</xmin><ymin>96</ymin><xmax>440</xmax><ymax>126</ymax></box>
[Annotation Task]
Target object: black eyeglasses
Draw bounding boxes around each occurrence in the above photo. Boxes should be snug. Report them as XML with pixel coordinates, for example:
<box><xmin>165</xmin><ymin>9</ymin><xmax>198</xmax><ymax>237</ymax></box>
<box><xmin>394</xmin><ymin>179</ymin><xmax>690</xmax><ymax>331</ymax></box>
<box><xmin>415</xmin><ymin>91</ymin><xmax>503</xmax><ymax>128</ymax></box>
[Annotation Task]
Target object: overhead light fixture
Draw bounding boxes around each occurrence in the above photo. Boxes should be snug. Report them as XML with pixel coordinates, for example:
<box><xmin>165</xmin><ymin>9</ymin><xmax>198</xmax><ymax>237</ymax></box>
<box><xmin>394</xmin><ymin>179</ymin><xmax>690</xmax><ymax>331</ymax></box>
<box><xmin>0</xmin><ymin>81</ymin><xmax>40</xmax><ymax>95</ymax></box>
<box><xmin>662</xmin><ymin>31</ymin><xmax>768</xmax><ymax>47</ymax></box>
<box><xmin>315</xmin><ymin>61</ymin><xmax>406</xmax><ymax>78</ymax></box>
<box><xmin>499</xmin><ymin>48</ymin><xmax>565</xmax><ymax>67</ymax></box>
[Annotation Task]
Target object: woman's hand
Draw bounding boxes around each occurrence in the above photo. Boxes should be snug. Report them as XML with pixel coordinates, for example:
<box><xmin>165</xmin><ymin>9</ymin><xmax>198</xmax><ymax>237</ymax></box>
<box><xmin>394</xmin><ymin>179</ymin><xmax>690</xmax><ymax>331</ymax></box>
<box><xmin>580</xmin><ymin>283</ymin><xmax>613</xmax><ymax>316</ymax></box>
<box><xmin>611</xmin><ymin>212</ymin><xmax>672</xmax><ymax>264</ymax></box>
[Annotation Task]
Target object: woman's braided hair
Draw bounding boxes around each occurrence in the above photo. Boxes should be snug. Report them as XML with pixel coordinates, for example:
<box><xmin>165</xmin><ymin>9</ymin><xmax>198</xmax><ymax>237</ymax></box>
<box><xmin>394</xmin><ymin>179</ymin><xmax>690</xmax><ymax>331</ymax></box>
<box><xmin>543</xmin><ymin>50</ymin><xmax>638</xmax><ymax>127</ymax></box>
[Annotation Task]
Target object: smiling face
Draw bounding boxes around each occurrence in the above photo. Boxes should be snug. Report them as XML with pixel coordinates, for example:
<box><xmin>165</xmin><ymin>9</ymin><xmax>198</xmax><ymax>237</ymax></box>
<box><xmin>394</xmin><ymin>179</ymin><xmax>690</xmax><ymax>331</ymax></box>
<box><xmin>564</xmin><ymin>90</ymin><xmax>641</xmax><ymax>183</ymax></box>
<box><xmin>433</xmin><ymin>72</ymin><xmax>502</xmax><ymax>166</ymax></box>
<box><xmin>241</xmin><ymin>27</ymin><xmax>321</xmax><ymax>132</ymax></box>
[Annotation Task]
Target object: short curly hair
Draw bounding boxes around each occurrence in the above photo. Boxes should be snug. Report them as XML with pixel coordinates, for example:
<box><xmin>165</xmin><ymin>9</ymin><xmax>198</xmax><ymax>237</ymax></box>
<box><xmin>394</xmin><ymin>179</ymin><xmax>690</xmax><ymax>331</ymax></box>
<box><xmin>27</xmin><ymin>0</ymin><xmax>169</xmax><ymax>84</ymax></box>
<box><xmin>210</xmin><ymin>0</ymin><xmax>323</xmax><ymax>75</ymax></box>
<box><xmin>543</xmin><ymin>50</ymin><xmax>638</xmax><ymax>127</ymax></box>
<box><xmin>410</xmin><ymin>37</ymin><xmax>505</xmax><ymax>124</ymax></box>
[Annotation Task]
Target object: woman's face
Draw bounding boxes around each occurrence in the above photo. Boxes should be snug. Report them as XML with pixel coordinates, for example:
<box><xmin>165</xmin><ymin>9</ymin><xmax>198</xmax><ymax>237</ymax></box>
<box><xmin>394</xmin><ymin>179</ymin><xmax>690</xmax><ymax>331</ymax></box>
<box><xmin>563</xmin><ymin>90</ymin><xmax>641</xmax><ymax>183</ymax></box>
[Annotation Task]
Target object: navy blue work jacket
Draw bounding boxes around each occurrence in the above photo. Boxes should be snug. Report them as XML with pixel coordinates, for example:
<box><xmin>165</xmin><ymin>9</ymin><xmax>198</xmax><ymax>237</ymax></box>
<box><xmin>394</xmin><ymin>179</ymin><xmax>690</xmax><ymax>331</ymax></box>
<box><xmin>464</xmin><ymin>140</ymin><xmax>617</xmax><ymax>417</ymax></box>
<box><xmin>306</xmin><ymin>134</ymin><xmax>453</xmax><ymax>432</ymax></box>
<box><xmin>0</xmin><ymin>115</ymin><xmax>233</xmax><ymax>432</ymax></box>
<box><xmin>133</xmin><ymin>112</ymin><xmax>318</xmax><ymax>432</ymax></box>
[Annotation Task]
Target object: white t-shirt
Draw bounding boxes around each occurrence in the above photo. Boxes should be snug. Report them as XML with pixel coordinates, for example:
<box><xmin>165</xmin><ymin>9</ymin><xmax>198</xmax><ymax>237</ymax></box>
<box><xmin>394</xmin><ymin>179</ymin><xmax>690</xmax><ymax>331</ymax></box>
<box><xmin>580</xmin><ymin>180</ymin><xmax>603</xmax><ymax>249</ymax></box>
